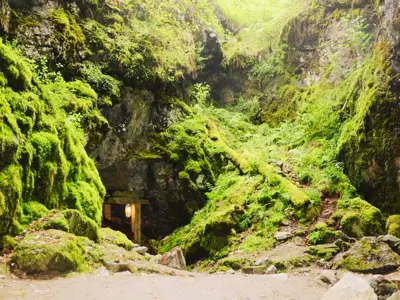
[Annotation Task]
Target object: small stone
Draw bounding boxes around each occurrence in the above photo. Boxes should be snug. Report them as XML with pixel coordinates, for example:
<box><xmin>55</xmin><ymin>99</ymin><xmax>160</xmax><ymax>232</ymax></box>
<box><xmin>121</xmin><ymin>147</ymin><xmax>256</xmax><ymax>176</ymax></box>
<box><xmin>322</xmin><ymin>273</ymin><xmax>378</xmax><ymax>300</ymax></box>
<box><xmin>253</xmin><ymin>257</ymin><xmax>270</xmax><ymax>266</ymax></box>
<box><xmin>227</xmin><ymin>268</ymin><xmax>235</xmax><ymax>275</ymax></box>
<box><xmin>275</xmin><ymin>232</ymin><xmax>292</xmax><ymax>241</ymax></box>
<box><xmin>133</xmin><ymin>246</ymin><xmax>148</xmax><ymax>255</ymax></box>
<box><xmin>266</xmin><ymin>265</ymin><xmax>277</xmax><ymax>274</ymax></box>
<box><xmin>319</xmin><ymin>270</ymin><xmax>337</xmax><ymax>285</ymax></box>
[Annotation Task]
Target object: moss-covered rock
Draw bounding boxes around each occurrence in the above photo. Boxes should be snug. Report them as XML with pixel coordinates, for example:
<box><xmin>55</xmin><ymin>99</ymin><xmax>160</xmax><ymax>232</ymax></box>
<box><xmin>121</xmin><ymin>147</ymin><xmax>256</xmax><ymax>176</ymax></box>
<box><xmin>20</xmin><ymin>201</ymin><xmax>48</xmax><ymax>225</ymax></box>
<box><xmin>333</xmin><ymin>237</ymin><xmax>400</xmax><ymax>274</ymax></box>
<box><xmin>333</xmin><ymin>198</ymin><xmax>385</xmax><ymax>238</ymax></box>
<box><xmin>386</xmin><ymin>215</ymin><xmax>400</xmax><ymax>238</ymax></box>
<box><xmin>11</xmin><ymin>230</ymin><xmax>86</xmax><ymax>275</ymax></box>
<box><xmin>98</xmin><ymin>228</ymin><xmax>133</xmax><ymax>250</ymax></box>
<box><xmin>307</xmin><ymin>222</ymin><xmax>340</xmax><ymax>245</ymax></box>
<box><xmin>39</xmin><ymin>209</ymin><xmax>99</xmax><ymax>242</ymax></box>
<box><xmin>307</xmin><ymin>244</ymin><xmax>340</xmax><ymax>261</ymax></box>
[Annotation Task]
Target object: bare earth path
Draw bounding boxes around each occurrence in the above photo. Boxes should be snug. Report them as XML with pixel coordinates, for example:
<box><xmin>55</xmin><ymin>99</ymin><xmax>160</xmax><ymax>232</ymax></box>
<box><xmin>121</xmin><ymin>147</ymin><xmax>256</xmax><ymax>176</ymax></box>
<box><xmin>0</xmin><ymin>273</ymin><xmax>327</xmax><ymax>300</ymax></box>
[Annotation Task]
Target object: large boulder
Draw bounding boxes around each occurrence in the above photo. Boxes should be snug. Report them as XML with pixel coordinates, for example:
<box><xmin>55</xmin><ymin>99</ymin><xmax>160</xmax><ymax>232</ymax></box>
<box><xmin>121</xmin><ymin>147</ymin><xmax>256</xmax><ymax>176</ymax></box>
<box><xmin>11</xmin><ymin>230</ymin><xmax>86</xmax><ymax>275</ymax></box>
<box><xmin>160</xmin><ymin>247</ymin><xmax>187</xmax><ymax>270</ymax></box>
<box><xmin>333</xmin><ymin>237</ymin><xmax>400</xmax><ymax>274</ymax></box>
<box><xmin>333</xmin><ymin>198</ymin><xmax>385</xmax><ymax>238</ymax></box>
<box><xmin>322</xmin><ymin>273</ymin><xmax>377</xmax><ymax>300</ymax></box>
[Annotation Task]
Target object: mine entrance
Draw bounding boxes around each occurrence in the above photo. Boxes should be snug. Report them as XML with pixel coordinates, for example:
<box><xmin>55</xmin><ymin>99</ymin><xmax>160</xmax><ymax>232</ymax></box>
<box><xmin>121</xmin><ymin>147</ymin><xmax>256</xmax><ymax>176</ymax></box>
<box><xmin>102</xmin><ymin>191</ymin><xmax>149</xmax><ymax>244</ymax></box>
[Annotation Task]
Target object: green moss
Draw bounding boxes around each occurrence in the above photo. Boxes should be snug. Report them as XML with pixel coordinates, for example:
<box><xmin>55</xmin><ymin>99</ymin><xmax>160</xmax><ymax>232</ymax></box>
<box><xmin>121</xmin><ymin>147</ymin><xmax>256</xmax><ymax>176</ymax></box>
<box><xmin>307</xmin><ymin>222</ymin><xmax>340</xmax><ymax>245</ymax></box>
<box><xmin>307</xmin><ymin>244</ymin><xmax>340</xmax><ymax>261</ymax></box>
<box><xmin>386</xmin><ymin>215</ymin><xmax>400</xmax><ymax>238</ymax></box>
<box><xmin>99</xmin><ymin>228</ymin><xmax>133</xmax><ymax>250</ymax></box>
<box><xmin>333</xmin><ymin>197</ymin><xmax>384</xmax><ymax>238</ymax></box>
<box><xmin>1</xmin><ymin>235</ymin><xmax>17</xmax><ymax>252</ymax></box>
<box><xmin>20</xmin><ymin>201</ymin><xmax>48</xmax><ymax>225</ymax></box>
<box><xmin>11</xmin><ymin>230</ymin><xmax>86</xmax><ymax>275</ymax></box>
<box><xmin>40</xmin><ymin>209</ymin><xmax>99</xmax><ymax>242</ymax></box>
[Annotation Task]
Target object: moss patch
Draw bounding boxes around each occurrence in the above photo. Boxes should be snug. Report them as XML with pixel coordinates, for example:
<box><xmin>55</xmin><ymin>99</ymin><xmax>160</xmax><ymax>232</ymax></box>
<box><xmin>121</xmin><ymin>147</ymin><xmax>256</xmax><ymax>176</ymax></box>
<box><xmin>98</xmin><ymin>228</ymin><xmax>133</xmax><ymax>251</ymax></box>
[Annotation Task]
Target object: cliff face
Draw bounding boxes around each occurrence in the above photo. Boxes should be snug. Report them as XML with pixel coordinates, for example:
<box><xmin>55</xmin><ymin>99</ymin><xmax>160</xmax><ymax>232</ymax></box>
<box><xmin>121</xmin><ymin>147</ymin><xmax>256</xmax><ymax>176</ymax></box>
<box><xmin>2</xmin><ymin>0</ymin><xmax>400</xmax><ymax>246</ymax></box>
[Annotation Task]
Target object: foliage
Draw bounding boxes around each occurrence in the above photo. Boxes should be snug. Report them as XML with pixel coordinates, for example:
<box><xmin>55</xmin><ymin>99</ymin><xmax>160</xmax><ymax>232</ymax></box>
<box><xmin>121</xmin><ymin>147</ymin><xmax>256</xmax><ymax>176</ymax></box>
<box><xmin>0</xmin><ymin>39</ymin><xmax>106</xmax><ymax>235</ymax></box>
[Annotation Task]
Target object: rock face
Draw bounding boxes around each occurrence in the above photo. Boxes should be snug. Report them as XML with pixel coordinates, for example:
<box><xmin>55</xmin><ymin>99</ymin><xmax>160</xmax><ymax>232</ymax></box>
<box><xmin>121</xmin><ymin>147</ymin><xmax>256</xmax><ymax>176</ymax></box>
<box><xmin>160</xmin><ymin>247</ymin><xmax>187</xmax><ymax>270</ymax></box>
<box><xmin>333</xmin><ymin>237</ymin><xmax>400</xmax><ymax>274</ymax></box>
<box><xmin>322</xmin><ymin>273</ymin><xmax>378</xmax><ymax>300</ymax></box>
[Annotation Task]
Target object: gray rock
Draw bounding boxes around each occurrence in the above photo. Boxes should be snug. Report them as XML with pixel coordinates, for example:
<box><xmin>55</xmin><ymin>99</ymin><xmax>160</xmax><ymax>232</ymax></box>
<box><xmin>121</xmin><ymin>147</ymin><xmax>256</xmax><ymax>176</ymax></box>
<box><xmin>368</xmin><ymin>275</ymin><xmax>398</xmax><ymax>300</ymax></box>
<box><xmin>319</xmin><ymin>270</ymin><xmax>338</xmax><ymax>285</ymax></box>
<box><xmin>133</xmin><ymin>246</ymin><xmax>148</xmax><ymax>255</ymax></box>
<box><xmin>160</xmin><ymin>247</ymin><xmax>186</xmax><ymax>270</ymax></box>
<box><xmin>104</xmin><ymin>261</ymin><xmax>133</xmax><ymax>273</ymax></box>
<box><xmin>253</xmin><ymin>257</ymin><xmax>270</xmax><ymax>266</ymax></box>
<box><xmin>334</xmin><ymin>239</ymin><xmax>351</xmax><ymax>252</ymax></box>
<box><xmin>266</xmin><ymin>265</ymin><xmax>277</xmax><ymax>274</ymax></box>
<box><xmin>275</xmin><ymin>232</ymin><xmax>292</xmax><ymax>241</ymax></box>
<box><xmin>322</xmin><ymin>273</ymin><xmax>378</xmax><ymax>300</ymax></box>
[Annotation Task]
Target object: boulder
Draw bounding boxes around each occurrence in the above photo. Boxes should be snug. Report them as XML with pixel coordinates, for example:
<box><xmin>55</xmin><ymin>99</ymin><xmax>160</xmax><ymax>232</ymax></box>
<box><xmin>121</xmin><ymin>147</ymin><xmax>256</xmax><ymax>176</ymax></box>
<box><xmin>322</xmin><ymin>273</ymin><xmax>378</xmax><ymax>300</ymax></box>
<box><xmin>333</xmin><ymin>237</ymin><xmax>400</xmax><ymax>274</ymax></box>
<box><xmin>11</xmin><ymin>230</ymin><xmax>85</xmax><ymax>275</ymax></box>
<box><xmin>275</xmin><ymin>232</ymin><xmax>292</xmax><ymax>241</ymax></box>
<box><xmin>368</xmin><ymin>275</ymin><xmax>398</xmax><ymax>300</ymax></box>
<box><xmin>160</xmin><ymin>247</ymin><xmax>186</xmax><ymax>270</ymax></box>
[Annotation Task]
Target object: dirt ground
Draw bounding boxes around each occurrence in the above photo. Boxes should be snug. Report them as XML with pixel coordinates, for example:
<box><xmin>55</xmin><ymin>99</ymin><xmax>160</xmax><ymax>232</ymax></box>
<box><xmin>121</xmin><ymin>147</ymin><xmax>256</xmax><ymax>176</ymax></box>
<box><xmin>0</xmin><ymin>272</ymin><xmax>328</xmax><ymax>300</ymax></box>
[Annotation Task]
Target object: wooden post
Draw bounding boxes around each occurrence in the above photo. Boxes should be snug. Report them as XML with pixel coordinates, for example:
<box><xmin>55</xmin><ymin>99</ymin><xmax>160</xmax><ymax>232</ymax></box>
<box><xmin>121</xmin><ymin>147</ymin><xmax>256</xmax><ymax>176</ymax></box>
<box><xmin>104</xmin><ymin>204</ymin><xmax>111</xmax><ymax>220</ymax></box>
<box><xmin>131</xmin><ymin>204</ymin><xmax>141</xmax><ymax>244</ymax></box>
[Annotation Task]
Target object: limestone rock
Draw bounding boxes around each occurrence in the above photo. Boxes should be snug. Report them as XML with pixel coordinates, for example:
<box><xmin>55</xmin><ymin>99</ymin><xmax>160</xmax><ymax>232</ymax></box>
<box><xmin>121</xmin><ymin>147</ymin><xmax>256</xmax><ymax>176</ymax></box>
<box><xmin>333</xmin><ymin>237</ymin><xmax>400</xmax><ymax>274</ymax></box>
<box><xmin>266</xmin><ymin>265</ymin><xmax>277</xmax><ymax>274</ymax></box>
<box><xmin>160</xmin><ymin>247</ymin><xmax>187</xmax><ymax>270</ymax></box>
<box><xmin>275</xmin><ymin>232</ymin><xmax>292</xmax><ymax>241</ymax></box>
<box><xmin>322</xmin><ymin>273</ymin><xmax>378</xmax><ymax>300</ymax></box>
